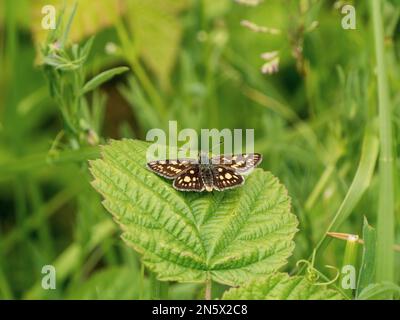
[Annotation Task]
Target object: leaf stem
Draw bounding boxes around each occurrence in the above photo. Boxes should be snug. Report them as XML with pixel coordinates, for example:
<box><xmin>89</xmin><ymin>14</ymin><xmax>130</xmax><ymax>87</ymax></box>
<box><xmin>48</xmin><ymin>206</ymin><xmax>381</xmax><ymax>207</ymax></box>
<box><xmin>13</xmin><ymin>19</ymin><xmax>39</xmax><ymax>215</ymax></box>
<box><xmin>205</xmin><ymin>278</ymin><xmax>212</xmax><ymax>300</ymax></box>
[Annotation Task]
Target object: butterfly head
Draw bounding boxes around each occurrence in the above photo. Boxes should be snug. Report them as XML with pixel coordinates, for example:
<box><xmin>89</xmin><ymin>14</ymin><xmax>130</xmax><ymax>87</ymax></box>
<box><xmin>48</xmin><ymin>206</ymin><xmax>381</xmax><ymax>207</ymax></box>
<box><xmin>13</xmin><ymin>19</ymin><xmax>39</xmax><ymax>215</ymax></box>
<box><xmin>199</xmin><ymin>151</ymin><xmax>211</xmax><ymax>165</ymax></box>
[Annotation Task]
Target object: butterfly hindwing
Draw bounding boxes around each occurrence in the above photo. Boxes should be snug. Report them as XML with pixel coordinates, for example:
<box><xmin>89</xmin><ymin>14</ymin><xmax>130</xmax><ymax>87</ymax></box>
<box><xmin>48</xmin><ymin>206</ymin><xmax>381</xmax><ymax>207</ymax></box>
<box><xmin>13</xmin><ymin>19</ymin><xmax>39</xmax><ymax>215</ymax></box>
<box><xmin>212</xmin><ymin>153</ymin><xmax>262</xmax><ymax>173</ymax></box>
<box><xmin>147</xmin><ymin>159</ymin><xmax>196</xmax><ymax>179</ymax></box>
<box><xmin>173</xmin><ymin>167</ymin><xmax>205</xmax><ymax>192</ymax></box>
<box><xmin>212</xmin><ymin>166</ymin><xmax>244</xmax><ymax>191</ymax></box>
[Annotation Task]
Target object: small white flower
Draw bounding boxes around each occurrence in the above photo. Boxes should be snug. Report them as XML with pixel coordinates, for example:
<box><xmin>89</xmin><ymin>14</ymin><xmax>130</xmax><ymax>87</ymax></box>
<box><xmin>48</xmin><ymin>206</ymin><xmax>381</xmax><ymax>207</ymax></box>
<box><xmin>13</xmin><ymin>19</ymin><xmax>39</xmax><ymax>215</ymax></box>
<box><xmin>240</xmin><ymin>20</ymin><xmax>281</xmax><ymax>34</ymax></box>
<box><xmin>105</xmin><ymin>42</ymin><xmax>118</xmax><ymax>55</ymax></box>
<box><xmin>235</xmin><ymin>0</ymin><xmax>263</xmax><ymax>6</ymax></box>
<box><xmin>48</xmin><ymin>41</ymin><xmax>61</xmax><ymax>53</ymax></box>
<box><xmin>261</xmin><ymin>51</ymin><xmax>279</xmax><ymax>61</ymax></box>
<box><xmin>261</xmin><ymin>57</ymin><xmax>280</xmax><ymax>75</ymax></box>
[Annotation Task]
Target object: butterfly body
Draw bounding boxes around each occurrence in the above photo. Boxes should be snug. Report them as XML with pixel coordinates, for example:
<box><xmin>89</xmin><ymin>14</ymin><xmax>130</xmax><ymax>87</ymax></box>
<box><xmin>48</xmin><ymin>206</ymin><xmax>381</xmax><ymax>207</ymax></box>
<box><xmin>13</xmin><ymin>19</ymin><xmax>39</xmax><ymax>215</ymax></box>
<box><xmin>198</xmin><ymin>153</ymin><xmax>217</xmax><ymax>192</ymax></box>
<box><xmin>147</xmin><ymin>152</ymin><xmax>262</xmax><ymax>192</ymax></box>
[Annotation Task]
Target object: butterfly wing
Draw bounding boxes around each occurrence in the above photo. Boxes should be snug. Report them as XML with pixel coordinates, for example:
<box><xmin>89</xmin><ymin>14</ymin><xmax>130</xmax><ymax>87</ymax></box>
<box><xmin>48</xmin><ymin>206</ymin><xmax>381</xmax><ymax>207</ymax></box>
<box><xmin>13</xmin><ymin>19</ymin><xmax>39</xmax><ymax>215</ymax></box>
<box><xmin>173</xmin><ymin>166</ymin><xmax>205</xmax><ymax>192</ymax></box>
<box><xmin>212</xmin><ymin>166</ymin><xmax>244</xmax><ymax>191</ymax></box>
<box><xmin>148</xmin><ymin>153</ymin><xmax>262</xmax><ymax>192</ymax></box>
<box><xmin>147</xmin><ymin>159</ymin><xmax>196</xmax><ymax>179</ymax></box>
<box><xmin>211</xmin><ymin>153</ymin><xmax>262</xmax><ymax>173</ymax></box>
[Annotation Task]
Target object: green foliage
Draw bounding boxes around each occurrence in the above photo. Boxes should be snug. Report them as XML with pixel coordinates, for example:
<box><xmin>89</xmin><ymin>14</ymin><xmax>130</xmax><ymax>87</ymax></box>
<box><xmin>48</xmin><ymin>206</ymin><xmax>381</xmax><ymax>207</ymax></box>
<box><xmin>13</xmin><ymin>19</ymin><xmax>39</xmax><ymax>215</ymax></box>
<box><xmin>356</xmin><ymin>217</ymin><xmax>377</xmax><ymax>296</ymax></box>
<box><xmin>89</xmin><ymin>139</ymin><xmax>298</xmax><ymax>286</ymax></box>
<box><xmin>81</xmin><ymin>66</ymin><xmax>129</xmax><ymax>95</ymax></box>
<box><xmin>126</xmin><ymin>0</ymin><xmax>188</xmax><ymax>89</ymax></box>
<box><xmin>310</xmin><ymin>129</ymin><xmax>379</xmax><ymax>257</ymax></box>
<box><xmin>67</xmin><ymin>266</ymin><xmax>149</xmax><ymax>300</ymax></box>
<box><xmin>1</xmin><ymin>0</ymin><xmax>399</xmax><ymax>300</ymax></box>
<box><xmin>371</xmin><ymin>0</ymin><xmax>396</xmax><ymax>284</ymax></box>
<box><xmin>222</xmin><ymin>273</ymin><xmax>343</xmax><ymax>300</ymax></box>
<box><xmin>40</xmin><ymin>7</ymin><xmax>128</xmax><ymax>149</ymax></box>
<box><xmin>357</xmin><ymin>282</ymin><xmax>400</xmax><ymax>300</ymax></box>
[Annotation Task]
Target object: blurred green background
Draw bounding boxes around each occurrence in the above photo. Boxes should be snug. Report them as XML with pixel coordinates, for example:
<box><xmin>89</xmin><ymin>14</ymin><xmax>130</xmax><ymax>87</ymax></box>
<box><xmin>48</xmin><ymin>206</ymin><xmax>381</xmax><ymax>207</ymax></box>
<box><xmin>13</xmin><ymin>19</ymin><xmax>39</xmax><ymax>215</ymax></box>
<box><xmin>0</xmin><ymin>0</ymin><xmax>399</xmax><ymax>299</ymax></box>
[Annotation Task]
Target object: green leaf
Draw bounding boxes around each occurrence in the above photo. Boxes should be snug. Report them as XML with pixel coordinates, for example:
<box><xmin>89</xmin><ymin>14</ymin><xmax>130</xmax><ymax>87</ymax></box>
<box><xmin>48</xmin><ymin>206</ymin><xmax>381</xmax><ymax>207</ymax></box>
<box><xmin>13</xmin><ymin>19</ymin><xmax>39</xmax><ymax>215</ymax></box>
<box><xmin>89</xmin><ymin>139</ymin><xmax>298</xmax><ymax>286</ymax></box>
<box><xmin>356</xmin><ymin>217</ymin><xmax>376</xmax><ymax>297</ymax></box>
<box><xmin>79</xmin><ymin>36</ymin><xmax>95</xmax><ymax>62</ymax></box>
<box><xmin>357</xmin><ymin>282</ymin><xmax>400</xmax><ymax>300</ymax></box>
<box><xmin>222</xmin><ymin>273</ymin><xmax>343</xmax><ymax>300</ymax></box>
<box><xmin>81</xmin><ymin>67</ymin><xmax>129</xmax><ymax>95</ymax></box>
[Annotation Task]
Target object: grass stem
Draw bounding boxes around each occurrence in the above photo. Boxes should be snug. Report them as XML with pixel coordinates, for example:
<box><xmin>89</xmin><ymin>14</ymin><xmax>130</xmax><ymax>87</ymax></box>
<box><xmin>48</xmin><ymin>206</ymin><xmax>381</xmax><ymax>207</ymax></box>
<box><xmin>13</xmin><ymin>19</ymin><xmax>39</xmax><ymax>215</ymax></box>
<box><xmin>371</xmin><ymin>0</ymin><xmax>395</xmax><ymax>283</ymax></box>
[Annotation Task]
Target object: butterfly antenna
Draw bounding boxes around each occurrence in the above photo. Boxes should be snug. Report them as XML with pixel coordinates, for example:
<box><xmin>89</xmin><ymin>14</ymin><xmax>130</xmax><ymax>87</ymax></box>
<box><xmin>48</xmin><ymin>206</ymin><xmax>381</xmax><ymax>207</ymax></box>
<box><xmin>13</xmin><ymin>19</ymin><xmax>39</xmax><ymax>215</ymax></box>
<box><xmin>210</xmin><ymin>140</ymin><xmax>224</xmax><ymax>155</ymax></box>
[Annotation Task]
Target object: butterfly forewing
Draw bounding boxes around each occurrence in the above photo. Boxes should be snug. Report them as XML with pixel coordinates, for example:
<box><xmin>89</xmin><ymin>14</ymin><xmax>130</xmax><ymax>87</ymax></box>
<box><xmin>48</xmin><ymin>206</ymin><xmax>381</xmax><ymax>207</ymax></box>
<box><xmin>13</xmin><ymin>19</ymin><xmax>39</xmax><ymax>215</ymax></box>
<box><xmin>146</xmin><ymin>159</ymin><xmax>196</xmax><ymax>179</ymax></box>
<box><xmin>212</xmin><ymin>166</ymin><xmax>244</xmax><ymax>191</ymax></box>
<box><xmin>173</xmin><ymin>166</ymin><xmax>205</xmax><ymax>192</ymax></box>
<box><xmin>212</xmin><ymin>153</ymin><xmax>262</xmax><ymax>173</ymax></box>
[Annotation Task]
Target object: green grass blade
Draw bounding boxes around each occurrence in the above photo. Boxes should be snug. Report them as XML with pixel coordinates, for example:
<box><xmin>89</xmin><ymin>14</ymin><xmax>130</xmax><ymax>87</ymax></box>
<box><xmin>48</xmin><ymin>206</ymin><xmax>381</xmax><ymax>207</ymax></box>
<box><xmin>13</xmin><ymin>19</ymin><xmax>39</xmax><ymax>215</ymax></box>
<box><xmin>304</xmin><ymin>129</ymin><xmax>379</xmax><ymax>262</ymax></box>
<box><xmin>371</xmin><ymin>0</ymin><xmax>395</xmax><ymax>283</ymax></box>
<box><xmin>61</xmin><ymin>1</ymin><xmax>78</xmax><ymax>47</ymax></box>
<box><xmin>356</xmin><ymin>217</ymin><xmax>377</xmax><ymax>297</ymax></box>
